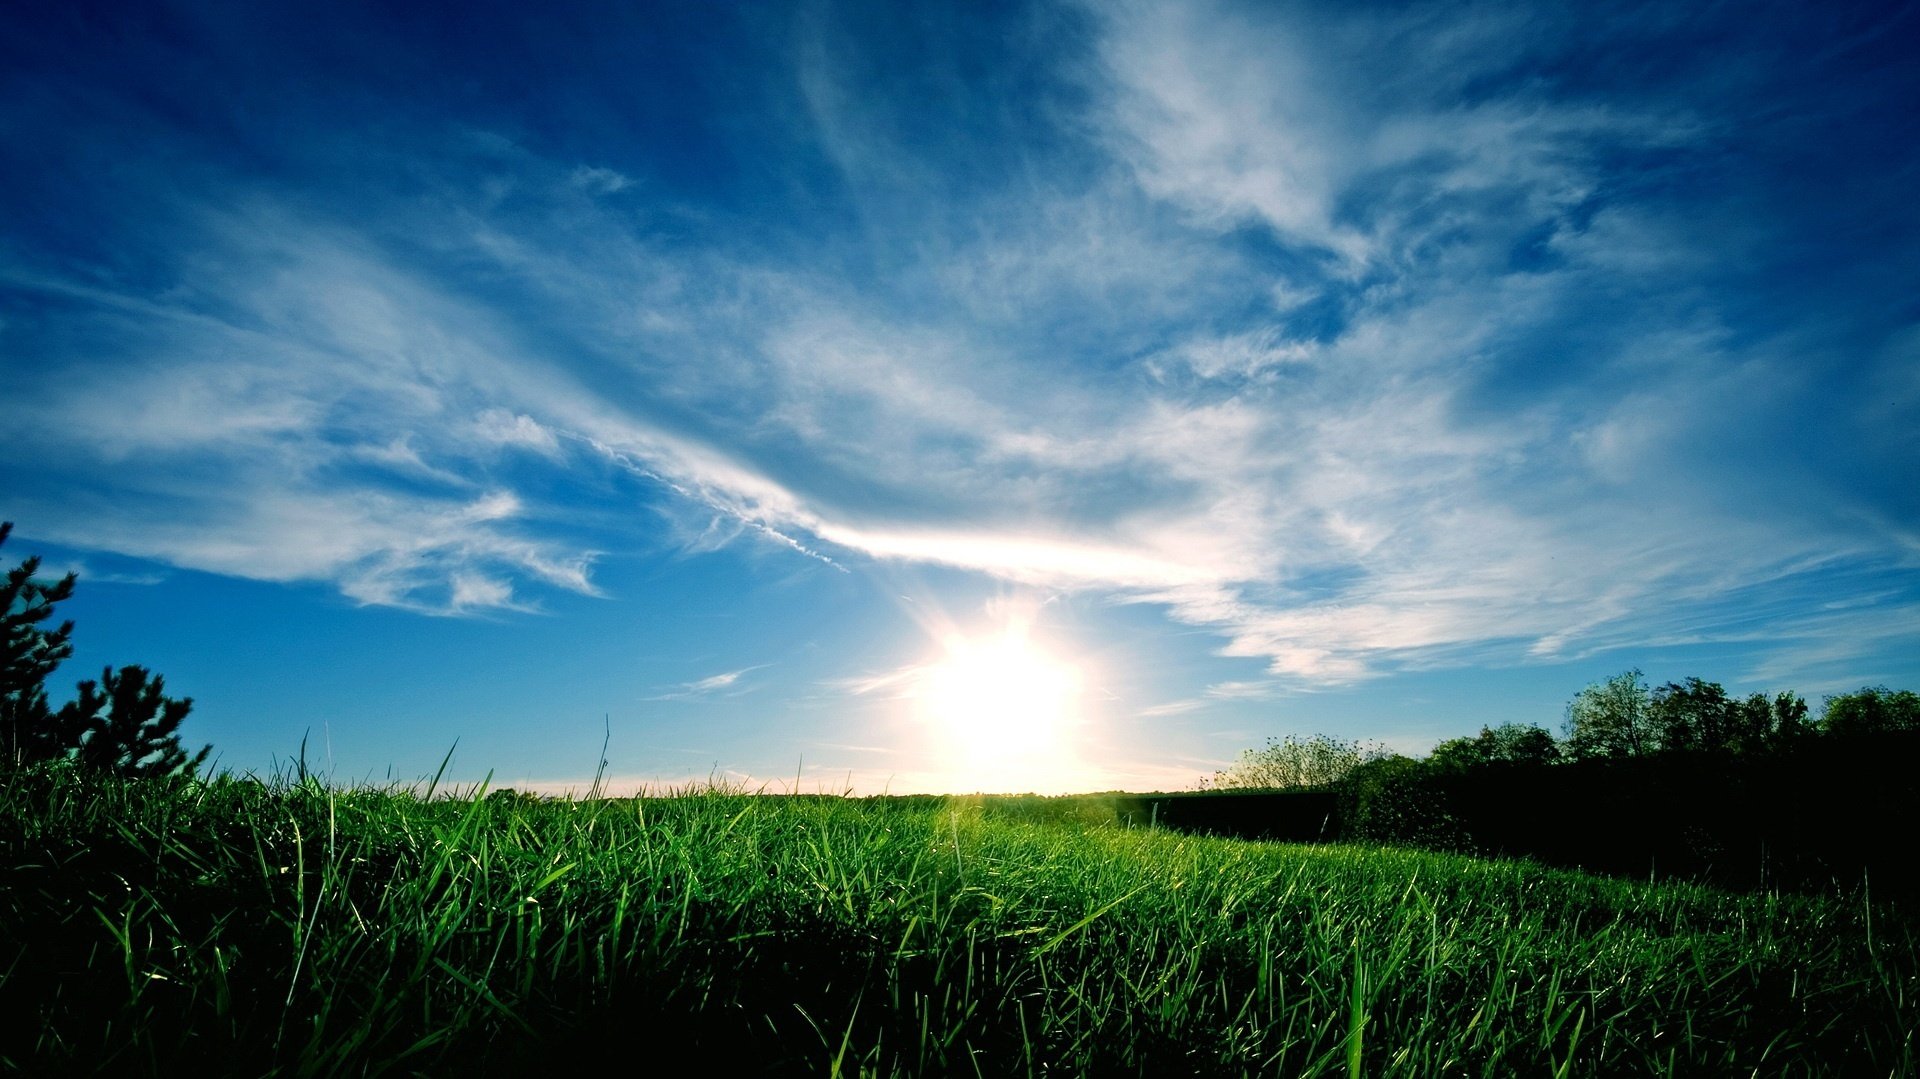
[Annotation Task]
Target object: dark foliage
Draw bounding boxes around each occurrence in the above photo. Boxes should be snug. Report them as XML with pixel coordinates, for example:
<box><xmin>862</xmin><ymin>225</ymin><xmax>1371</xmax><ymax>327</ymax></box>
<box><xmin>1429</xmin><ymin>722</ymin><xmax>1560</xmax><ymax>771</ymax></box>
<box><xmin>1822</xmin><ymin>686</ymin><xmax>1920</xmax><ymax>737</ymax></box>
<box><xmin>1650</xmin><ymin>678</ymin><xmax>1810</xmax><ymax>755</ymax></box>
<box><xmin>0</xmin><ymin>522</ymin><xmax>206</xmax><ymax>777</ymax></box>
<box><xmin>1196</xmin><ymin>671</ymin><xmax>1919</xmax><ymax>900</ymax></box>
<box><xmin>1339</xmin><ymin>754</ymin><xmax>1464</xmax><ymax>847</ymax></box>
<box><xmin>0</xmin><ymin>521</ymin><xmax>76</xmax><ymax>768</ymax></box>
<box><xmin>1105</xmin><ymin>788</ymin><xmax>1342</xmax><ymax>841</ymax></box>
<box><xmin>58</xmin><ymin>665</ymin><xmax>210</xmax><ymax>779</ymax></box>
<box><xmin>1161</xmin><ymin>741</ymin><xmax>1920</xmax><ymax>900</ymax></box>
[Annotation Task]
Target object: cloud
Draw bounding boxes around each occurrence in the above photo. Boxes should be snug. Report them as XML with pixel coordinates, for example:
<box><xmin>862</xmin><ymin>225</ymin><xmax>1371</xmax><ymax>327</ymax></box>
<box><xmin>9</xmin><ymin>145</ymin><xmax>1908</xmax><ymax>673</ymax></box>
<box><xmin>1135</xmin><ymin>699</ymin><xmax>1205</xmax><ymax>718</ymax></box>
<box><xmin>1204</xmin><ymin>681</ymin><xmax>1282</xmax><ymax>700</ymax></box>
<box><xmin>472</xmin><ymin>409</ymin><xmax>563</xmax><ymax>458</ymax></box>
<box><xmin>645</xmin><ymin>666</ymin><xmax>770</xmax><ymax>702</ymax></box>
<box><xmin>0</xmin><ymin>206</ymin><xmax>617</xmax><ymax>615</ymax></box>
<box><xmin>829</xmin><ymin>667</ymin><xmax>922</xmax><ymax>700</ymax></box>
<box><xmin>1085</xmin><ymin>0</ymin><xmax>1699</xmax><ymax>282</ymax></box>
<box><xmin>567</xmin><ymin>165</ymin><xmax>632</xmax><ymax>195</ymax></box>
<box><xmin>814</xmin><ymin>524</ymin><xmax>1218</xmax><ymax>592</ymax></box>
<box><xmin>3</xmin><ymin>0</ymin><xmax>1913</xmax><ymax>690</ymax></box>
<box><xmin>1149</xmin><ymin>328</ymin><xmax>1315</xmax><ymax>382</ymax></box>
<box><xmin>33</xmin><ymin>561</ymin><xmax>167</xmax><ymax>587</ymax></box>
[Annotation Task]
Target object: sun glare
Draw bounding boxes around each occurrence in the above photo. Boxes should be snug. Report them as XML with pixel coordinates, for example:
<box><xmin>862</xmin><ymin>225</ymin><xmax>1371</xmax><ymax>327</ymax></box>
<box><xmin>916</xmin><ymin>619</ymin><xmax>1084</xmax><ymax>792</ymax></box>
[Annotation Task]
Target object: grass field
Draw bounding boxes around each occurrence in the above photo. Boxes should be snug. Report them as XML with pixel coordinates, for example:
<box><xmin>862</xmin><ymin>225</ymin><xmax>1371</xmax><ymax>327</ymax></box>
<box><xmin>3</xmin><ymin>765</ymin><xmax>1914</xmax><ymax>1076</ymax></box>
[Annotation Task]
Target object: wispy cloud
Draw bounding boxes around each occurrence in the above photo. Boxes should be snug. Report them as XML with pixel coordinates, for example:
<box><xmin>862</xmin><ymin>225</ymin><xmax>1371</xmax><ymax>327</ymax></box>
<box><xmin>1135</xmin><ymin>699</ymin><xmax>1204</xmax><ymax>718</ymax></box>
<box><xmin>2</xmin><ymin>0</ymin><xmax>1913</xmax><ymax>696</ymax></box>
<box><xmin>645</xmin><ymin>666</ymin><xmax>771</xmax><ymax>702</ymax></box>
<box><xmin>35</xmin><ymin>561</ymin><xmax>167</xmax><ymax>587</ymax></box>
<box><xmin>829</xmin><ymin>667</ymin><xmax>923</xmax><ymax>700</ymax></box>
<box><xmin>567</xmin><ymin>165</ymin><xmax>633</xmax><ymax>195</ymax></box>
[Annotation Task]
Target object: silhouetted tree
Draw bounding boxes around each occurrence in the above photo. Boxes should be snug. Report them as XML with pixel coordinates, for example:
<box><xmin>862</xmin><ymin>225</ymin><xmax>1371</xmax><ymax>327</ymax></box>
<box><xmin>1651</xmin><ymin>677</ymin><xmax>1737</xmax><ymax>753</ymax></box>
<box><xmin>1430</xmin><ymin>723</ymin><xmax>1560</xmax><ymax>770</ymax></box>
<box><xmin>1209</xmin><ymin>733</ymin><xmax>1385</xmax><ymax>789</ymax></box>
<box><xmin>1563</xmin><ymin>669</ymin><xmax>1653</xmax><ymax>759</ymax></box>
<box><xmin>56</xmin><ymin>665</ymin><xmax>209</xmax><ymax>778</ymax></box>
<box><xmin>1821</xmin><ymin>687</ymin><xmax>1920</xmax><ymax>737</ymax></box>
<box><xmin>0</xmin><ymin>522</ymin><xmax>208</xmax><ymax>777</ymax></box>
<box><xmin>1</xmin><ymin>522</ymin><xmax>77</xmax><ymax>768</ymax></box>
<box><xmin>1733</xmin><ymin>690</ymin><xmax>1810</xmax><ymax>752</ymax></box>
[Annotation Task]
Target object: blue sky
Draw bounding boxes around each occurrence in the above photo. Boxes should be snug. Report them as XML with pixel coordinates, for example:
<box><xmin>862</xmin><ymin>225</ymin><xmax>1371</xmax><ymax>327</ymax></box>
<box><xmin>3</xmin><ymin>0</ymin><xmax>1916</xmax><ymax>793</ymax></box>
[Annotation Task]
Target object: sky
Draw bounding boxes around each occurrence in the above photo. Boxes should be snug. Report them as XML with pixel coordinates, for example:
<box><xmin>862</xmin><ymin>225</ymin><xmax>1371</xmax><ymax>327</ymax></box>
<box><xmin>2</xmin><ymin>0</ymin><xmax>1917</xmax><ymax>795</ymax></box>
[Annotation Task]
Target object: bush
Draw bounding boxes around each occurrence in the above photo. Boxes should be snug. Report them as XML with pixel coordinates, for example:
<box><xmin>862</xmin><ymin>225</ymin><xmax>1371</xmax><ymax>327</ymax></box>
<box><xmin>1339</xmin><ymin>754</ymin><xmax>1463</xmax><ymax>848</ymax></box>
<box><xmin>1205</xmin><ymin>732</ymin><xmax>1386</xmax><ymax>790</ymax></box>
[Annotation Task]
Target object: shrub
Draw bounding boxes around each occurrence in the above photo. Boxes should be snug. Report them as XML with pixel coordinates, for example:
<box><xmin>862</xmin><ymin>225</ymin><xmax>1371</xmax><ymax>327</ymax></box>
<box><xmin>1207</xmin><ymin>733</ymin><xmax>1385</xmax><ymax>790</ymax></box>
<box><xmin>1338</xmin><ymin>755</ymin><xmax>1464</xmax><ymax>848</ymax></box>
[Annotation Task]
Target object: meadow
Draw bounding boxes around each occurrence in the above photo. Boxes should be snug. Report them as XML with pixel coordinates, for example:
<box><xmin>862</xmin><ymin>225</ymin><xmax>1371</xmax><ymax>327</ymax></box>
<box><xmin>2</xmin><ymin>765</ymin><xmax>1914</xmax><ymax>1076</ymax></box>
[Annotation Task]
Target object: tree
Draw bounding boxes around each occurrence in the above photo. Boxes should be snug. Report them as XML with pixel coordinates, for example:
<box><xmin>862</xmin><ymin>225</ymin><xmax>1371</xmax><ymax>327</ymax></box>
<box><xmin>1429</xmin><ymin>723</ymin><xmax>1560</xmax><ymax>771</ymax></box>
<box><xmin>1732</xmin><ymin>690</ymin><xmax>1809</xmax><ymax>753</ymax></box>
<box><xmin>1563</xmin><ymin>669</ymin><xmax>1653</xmax><ymax>760</ymax></box>
<box><xmin>1650</xmin><ymin>677</ymin><xmax>1737</xmax><ymax>754</ymax></box>
<box><xmin>1641</xmin><ymin>678</ymin><xmax>1812</xmax><ymax>756</ymax></box>
<box><xmin>0</xmin><ymin>522</ymin><xmax>208</xmax><ymax>776</ymax></box>
<box><xmin>1821</xmin><ymin>687</ymin><xmax>1920</xmax><ymax>737</ymax></box>
<box><xmin>1</xmin><ymin>522</ymin><xmax>76</xmax><ymax>768</ymax></box>
<box><xmin>1208</xmin><ymin>733</ymin><xmax>1384</xmax><ymax>790</ymax></box>
<box><xmin>57</xmin><ymin>665</ymin><xmax>209</xmax><ymax>778</ymax></box>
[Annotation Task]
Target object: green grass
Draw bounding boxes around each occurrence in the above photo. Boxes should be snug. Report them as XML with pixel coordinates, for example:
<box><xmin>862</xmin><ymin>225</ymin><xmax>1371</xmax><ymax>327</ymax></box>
<box><xmin>2</xmin><ymin>766</ymin><xmax>1914</xmax><ymax>1075</ymax></box>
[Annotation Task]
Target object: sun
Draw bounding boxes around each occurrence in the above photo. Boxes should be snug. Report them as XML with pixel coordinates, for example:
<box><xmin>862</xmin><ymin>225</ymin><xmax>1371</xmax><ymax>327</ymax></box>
<box><xmin>915</xmin><ymin>618</ymin><xmax>1084</xmax><ymax>792</ymax></box>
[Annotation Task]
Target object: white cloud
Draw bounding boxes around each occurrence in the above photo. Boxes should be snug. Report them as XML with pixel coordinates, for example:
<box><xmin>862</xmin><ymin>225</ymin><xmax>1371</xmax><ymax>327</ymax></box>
<box><xmin>814</xmin><ymin>523</ymin><xmax>1219</xmax><ymax>592</ymax></box>
<box><xmin>1084</xmin><ymin>0</ymin><xmax>1696</xmax><ymax>281</ymax></box>
<box><xmin>1151</xmin><ymin>328</ymin><xmax>1316</xmax><ymax>381</ymax></box>
<box><xmin>644</xmin><ymin>666</ymin><xmax>771</xmax><ymax>702</ymax></box>
<box><xmin>448</xmin><ymin>572</ymin><xmax>515</xmax><ymax>611</ymax></box>
<box><xmin>1204</xmin><ymin>680</ymin><xmax>1281</xmax><ymax>700</ymax></box>
<box><xmin>1089</xmin><ymin>0</ymin><xmax>1366</xmax><ymax>264</ymax></box>
<box><xmin>0</xmin><ymin>209</ymin><xmax>614</xmax><ymax>615</ymax></box>
<box><xmin>472</xmin><ymin>408</ymin><xmax>562</xmax><ymax>457</ymax></box>
<box><xmin>1135</xmin><ymin>699</ymin><xmax>1205</xmax><ymax>718</ymax></box>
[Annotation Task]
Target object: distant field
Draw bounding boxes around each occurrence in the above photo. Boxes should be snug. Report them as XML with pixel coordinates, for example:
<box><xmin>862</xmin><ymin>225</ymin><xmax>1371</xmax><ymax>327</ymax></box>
<box><xmin>2</xmin><ymin>768</ymin><xmax>1914</xmax><ymax>1075</ymax></box>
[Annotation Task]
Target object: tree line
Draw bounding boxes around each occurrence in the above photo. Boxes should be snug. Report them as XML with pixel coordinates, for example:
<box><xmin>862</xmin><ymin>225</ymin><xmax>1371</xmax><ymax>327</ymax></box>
<box><xmin>1210</xmin><ymin>669</ymin><xmax>1917</xmax><ymax>791</ymax></box>
<box><xmin>1193</xmin><ymin>670</ymin><xmax>1920</xmax><ymax>896</ymax></box>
